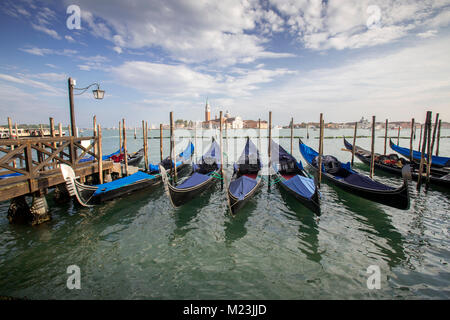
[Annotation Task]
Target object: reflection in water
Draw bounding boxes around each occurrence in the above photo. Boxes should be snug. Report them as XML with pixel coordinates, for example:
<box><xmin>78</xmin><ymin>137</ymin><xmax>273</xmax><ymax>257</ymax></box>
<box><xmin>279</xmin><ymin>189</ymin><xmax>322</xmax><ymax>264</ymax></box>
<box><xmin>224</xmin><ymin>200</ymin><xmax>254</xmax><ymax>246</ymax></box>
<box><xmin>331</xmin><ymin>186</ymin><xmax>406</xmax><ymax>269</ymax></box>
<box><xmin>170</xmin><ymin>183</ymin><xmax>218</xmax><ymax>241</ymax></box>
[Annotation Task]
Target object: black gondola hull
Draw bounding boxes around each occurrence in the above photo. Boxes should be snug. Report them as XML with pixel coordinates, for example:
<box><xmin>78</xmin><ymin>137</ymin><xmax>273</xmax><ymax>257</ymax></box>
<box><xmin>168</xmin><ymin>172</ymin><xmax>219</xmax><ymax>207</ymax></box>
<box><xmin>228</xmin><ymin>177</ymin><xmax>262</xmax><ymax>215</ymax></box>
<box><xmin>95</xmin><ymin>176</ymin><xmax>161</xmax><ymax>203</ymax></box>
<box><xmin>275</xmin><ymin>173</ymin><xmax>321</xmax><ymax>215</ymax></box>
<box><xmin>305</xmin><ymin>161</ymin><xmax>409</xmax><ymax>210</ymax></box>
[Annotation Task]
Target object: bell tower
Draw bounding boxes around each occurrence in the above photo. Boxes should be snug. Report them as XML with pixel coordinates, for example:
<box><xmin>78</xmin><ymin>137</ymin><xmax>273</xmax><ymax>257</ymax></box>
<box><xmin>205</xmin><ymin>98</ymin><xmax>211</xmax><ymax>122</ymax></box>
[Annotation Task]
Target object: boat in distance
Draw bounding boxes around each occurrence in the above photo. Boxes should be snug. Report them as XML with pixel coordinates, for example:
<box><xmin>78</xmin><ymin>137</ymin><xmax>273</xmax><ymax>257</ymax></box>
<box><xmin>390</xmin><ymin>139</ymin><xmax>450</xmax><ymax>169</ymax></box>
<box><xmin>344</xmin><ymin>138</ymin><xmax>450</xmax><ymax>188</ymax></box>
<box><xmin>299</xmin><ymin>139</ymin><xmax>410</xmax><ymax>210</ymax></box>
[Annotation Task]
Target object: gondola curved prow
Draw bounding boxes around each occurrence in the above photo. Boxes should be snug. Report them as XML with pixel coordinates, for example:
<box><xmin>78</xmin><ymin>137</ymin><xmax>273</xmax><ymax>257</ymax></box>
<box><xmin>159</xmin><ymin>164</ymin><xmax>176</xmax><ymax>208</ymax></box>
<box><xmin>60</xmin><ymin>164</ymin><xmax>95</xmax><ymax>207</ymax></box>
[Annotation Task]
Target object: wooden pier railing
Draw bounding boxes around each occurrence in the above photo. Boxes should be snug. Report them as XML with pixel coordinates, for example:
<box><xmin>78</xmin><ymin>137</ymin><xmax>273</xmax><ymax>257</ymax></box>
<box><xmin>0</xmin><ymin>135</ymin><xmax>111</xmax><ymax>202</ymax></box>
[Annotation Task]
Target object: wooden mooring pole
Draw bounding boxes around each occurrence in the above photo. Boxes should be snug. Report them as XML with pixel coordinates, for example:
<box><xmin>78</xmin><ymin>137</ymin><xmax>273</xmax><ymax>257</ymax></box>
<box><xmin>93</xmin><ymin>115</ymin><xmax>97</xmax><ymax>156</ymax></box>
<box><xmin>417</xmin><ymin>111</ymin><xmax>431</xmax><ymax>190</ymax></box>
<box><xmin>119</xmin><ymin>120</ymin><xmax>122</xmax><ymax>152</ymax></box>
<box><xmin>258</xmin><ymin>118</ymin><xmax>261</xmax><ymax>152</ymax></box>
<box><xmin>268</xmin><ymin>111</ymin><xmax>272</xmax><ymax>190</ymax></box>
<box><xmin>430</xmin><ymin>113</ymin><xmax>439</xmax><ymax>157</ymax></box>
<box><xmin>397</xmin><ymin>126</ymin><xmax>401</xmax><ymax>145</ymax></box>
<box><xmin>290</xmin><ymin>117</ymin><xmax>294</xmax><ymax>155</ymax></box>
<box><xmin>143</xmin><ymin>120</ymin><xmax>148</xmax><ymax>172</ymax></box>
<box><xmin>384</xmin><ymin>119</ymin><xmax>388</xmax><ymax>155</ymax></box>
<box><xmin>436</xmin><ymin>120</ymin><xmax>441</xmax><ymax>156</ymax></box>
<box><xmin>170</xmin><ymin>112</ymin><xmax>177</xmax><ymax>182</ymax></box>
<box><xmin>427</xmin><ymin>113</ymin><xmax>439</xmax><ymax>186</ymax></box>
<box><xmin>160</xmin><ymin>124</ymin><xmax>163</xmax><ymax>162</ymax></box>
<box><xmin>370</xmin><ymin>116</ymin><xmax>376</xmax><ymax>179</ymax></box>
<box><xmin>7</xmin><ymin>117</ymin><xmax>16</xmax><ymax>168</ymax></box>
<box><xmin>425</xmin><ymin>112</ymin><xmax>433</xmax><ymax>187</ymax></box>
<box><xmin>122</xmin><ymin>118</ymin><xmax>129</xmax><ymax>176</ymax></box>
<box><xmin>409</xmin><ymin>118</ymin><xmax>415</xmax><ymax>162</ymax></box>
<box><xmin>220</xmin><ymin>111</ymin><xmax>224</xmax><ymax>189</ymax></box>
<box><xmin>97</xmin><ymin>124</ymin><xmax>103</xmax><ymax>184</ymax></box>
<box><xmin>268</xmin><ymin>111</ymin><xmax>272</xmax><ymax>162</ymax></box>
<box><xmin>351</xmin><ymin>121</ymin><xmax>357</xmax><ymax>165</ymax></box>
<box><xmin>417</xmin><ymin>124</ymin><xmax>423</xmax><ymax>152</ymax></box>
<box><xmin>318</xmin><ymin>113</ymin><xmax>324</xmax><ymax>187</ymax></box>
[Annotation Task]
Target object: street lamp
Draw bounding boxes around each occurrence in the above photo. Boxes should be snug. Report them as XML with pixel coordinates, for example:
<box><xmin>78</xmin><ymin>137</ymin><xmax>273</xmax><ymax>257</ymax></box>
<box><xmin>68</xmin><ymin>77</ymin><xmax>105</xmax><ymax>137</ymax></box>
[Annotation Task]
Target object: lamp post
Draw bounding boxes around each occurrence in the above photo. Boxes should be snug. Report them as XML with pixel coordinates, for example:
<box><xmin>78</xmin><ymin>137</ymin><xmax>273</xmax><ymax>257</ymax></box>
<box><xmin>68</xmin><ymin>77</ymin><xmax>105</xmax><ymax>137</ymax></box>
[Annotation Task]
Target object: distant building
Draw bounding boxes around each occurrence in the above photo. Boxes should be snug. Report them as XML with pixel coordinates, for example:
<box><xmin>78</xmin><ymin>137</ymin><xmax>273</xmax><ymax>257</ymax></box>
<box><xmin>205</xmin><ymin>99</ymin><xmax>211</xmax><ymax>122</ymax></box>
<box><xmin>243</xmin><ymin>120</ymin><xmax>267</xmax><ymax>129</ymax></box>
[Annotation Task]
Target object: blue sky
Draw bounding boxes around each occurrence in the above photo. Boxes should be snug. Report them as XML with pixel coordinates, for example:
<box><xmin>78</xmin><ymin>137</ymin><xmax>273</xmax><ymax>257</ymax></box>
<box><xmin>1</xmin><ymin>0</ymin><xmax>449</xmax><ymax>128</ymax></box>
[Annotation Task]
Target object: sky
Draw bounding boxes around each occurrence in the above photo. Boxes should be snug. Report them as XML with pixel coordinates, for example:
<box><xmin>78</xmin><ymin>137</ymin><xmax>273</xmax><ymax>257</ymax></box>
<box><xmin>0</xmin><ymin>0</ymin><xmax>449</xmax><ymax>128</ymax></box>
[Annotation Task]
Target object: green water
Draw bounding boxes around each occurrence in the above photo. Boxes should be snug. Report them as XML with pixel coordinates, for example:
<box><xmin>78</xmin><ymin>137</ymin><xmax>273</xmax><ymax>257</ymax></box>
<box><xmin>0</xmin><ymin>128</ymin><xmax>449</xmax><ymax>299</ymax></box>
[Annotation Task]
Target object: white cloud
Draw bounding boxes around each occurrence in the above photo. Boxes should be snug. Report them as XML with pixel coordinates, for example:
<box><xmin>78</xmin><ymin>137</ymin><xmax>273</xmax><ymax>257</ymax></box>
<box><xmin>113</xmin><ymin>46</ymin><xmax>122</xmax><ymax>54</ymax></box>
<box><xmin>29</xmin><ymin>72</ymin><xmax>68</xmax><ymax>82</ymax></box>
<box><xmin>31</xmin><ymin>23</ymin><xmax>61</xmax><ymax>39</ymax></box>
<box><xmin>270</xmin><ymin>0</ymin><xmax>450</xmax><ymax>51</ymax></box>
<box><xmin>64</xmin><ymin>0</ymin><xmax>293</xmax><ymax>66</ymax></box>
<box><xmin>65</xmin><ymin>35</ymin><xmax>75</xmax><ymax>42</ymax></box>
<box><xmin>20</xmin><ymin>47</ymin><xmax>77</xmax><ymax>56</ymax></box>
<box><xmin>0</xmin><ymin>73</ymin><xmax>64</xmax><ymax>96</ymax></box>
<box><xmin>111</xmin><ymin>61</ymin><xmax>293</xmax><ymax>98</ymax></box>
<box><xmin>417</xmin><ymin>30</ymin><xmax>438</xmax><ymax>38</ymax></box>
<box><xmin>226</xmin><ymin>36</ymin><xmax>450</xmax><ymax>122</ymax></box>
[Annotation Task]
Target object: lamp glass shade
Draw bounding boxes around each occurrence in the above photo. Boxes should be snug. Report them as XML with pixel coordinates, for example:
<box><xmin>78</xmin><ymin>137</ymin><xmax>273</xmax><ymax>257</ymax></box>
<box><xmin>93</xmin><ymin>89</ymin><xmax>105</xmax><ymax>99</ymax></box>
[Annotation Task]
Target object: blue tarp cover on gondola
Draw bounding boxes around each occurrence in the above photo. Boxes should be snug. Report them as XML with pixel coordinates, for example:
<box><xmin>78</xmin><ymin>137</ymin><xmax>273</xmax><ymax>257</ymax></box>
<box><xmin>79</xmin><ymin>148</ymin><xmax>122</xmax><ymax>163</ymax></box>
<box><xmin>343</xmin><ymin>173</ymin><xmax>394</xmax><ymax>190</ymax></box>
<box><xmin>93</xmin><ymin>171</ymin><xmax>156</xmax><ymax>196</ymax></box>
<box><xmin>177</xmin><ymin>172</ymin><xmax>211</xmax><ymax>189</ymax></box>
<box><xmin>270</xmin><ymin>140</ymin><xmax>296</xmax><ymax>164</ymax></box>
<box><xmin>200</xmin><ymin>140</ymin><xmax>221</xmax><ymax>165</ymax></box>
<box><xmin>237</xmin><ymin>138</ymin><xmax>261</xmax><ymax>166</ymax></box>
<box><xmin>282</xmin><ymin>175</ymin><xmax>315</xmax><ymax>199</ymax></box>
<box><xmin>0</xmin><ymin>172</ymin><xmax>22</xmax><ymax>179</ymax></box>
<box><xmin>390</xmin><ymin>140</ymin><xmax>450</xmax><ymax>167</ymax></box>
<box><xmin>149</xmin><ymin>141</ymin><xmax>194</xmax><ymax>172</ymax></box>
<box><xmin>229</xmin><ymin>175</ymin><xmax>257</xmax><ymax>200</ymax></box>
<box><xmin>300</xmin><ymin>141</ymin><xmax>395</xmax><ymax>191</ymax></box>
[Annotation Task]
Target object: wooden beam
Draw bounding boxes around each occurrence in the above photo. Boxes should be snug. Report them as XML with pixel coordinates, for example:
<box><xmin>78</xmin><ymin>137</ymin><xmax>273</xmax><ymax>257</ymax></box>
<box><xmin>384</xmin><ymin>119</ymin><xmax>388</xmax><ymax>155</ymax></box>
<box><xmin>436</xmin><ymin>119</ymin><xmax>441</xmax><ymax>156</ymax></box>
<box><xmin>98</xmin><ymin>124</ymin><xmax>103</xmax><ymax>184</ymax></box>
<box><xmin>318</xmin><ymin>113</ymin><xmax>324</xmax><ymax>187</ymax></box>
<box><xmin>409</xmin><ymin>118</ymin><xmax>415</xmax><ymax>162</ymax></box>
<box><xmin>370</xmin><ymin>116</ymin><xmax>376</xmax><ymax>179</ymax></box>
<box><xmin>123</xmin><ymin>118</ymin><xmax>128</xmax><ymax>176</ymax></box>
<box><xmin>351</xmin><ymin>121</ymin><xmax>357</xmax><ymax>165</ymax></box>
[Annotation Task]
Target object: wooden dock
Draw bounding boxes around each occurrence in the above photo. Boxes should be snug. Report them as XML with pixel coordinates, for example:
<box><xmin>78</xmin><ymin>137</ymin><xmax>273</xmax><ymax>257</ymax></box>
<box><xmin>0</xmin><ymin>134</ymin><xmax>114</xmax><ymax>225</ymax></box>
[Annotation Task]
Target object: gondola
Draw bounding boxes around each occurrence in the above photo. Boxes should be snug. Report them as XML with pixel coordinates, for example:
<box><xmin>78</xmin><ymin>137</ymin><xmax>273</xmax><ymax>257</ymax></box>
<box><xmin>160</xmin><ymin>138</ymin><xmax>222</xmax><ymax>207</ymax></box>
<box><xmin>227</xmin><ymin>138</ymin><xmax>263</xmax><ymax>215</ymax></box>
<box><xmin>60</xmin><ymin>164</ymin><xmax>160</xmax><ymax>206</ymax></box>
<box><xmin>344</xmin><ymin>138</ymin><xmax>450</xmax><ymax>188</ymax></box>
<box><xmin>270</xmin><ymin>139</ymin><xmax>320</xmax><ymax>214</ymax></box>
<box><xmin>148</xmin><ymin>141</ymin><xmax>194</xmax><ymax>176</ymax></box>
<box><xmin>390</xmin><ymin>139</ymin><xmax>450</xmax><ymax>169</ymax></box>
<box><xmin>299</xmin><ymin>139</ymin><xmax>410</xmax><ymax>210</ymax></box>
<box><xmin>79</xmin><ymin>148</ymin><xmax>122</xmax><ymax>163</ymax></box>
<box><xmin>110</xmin><ymin>148</ymin><xmax>144</xmax><ymax>167</ymax></box>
